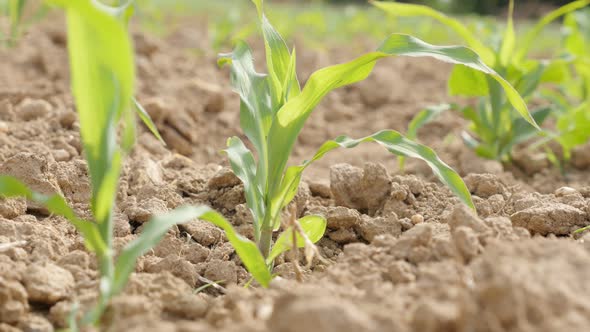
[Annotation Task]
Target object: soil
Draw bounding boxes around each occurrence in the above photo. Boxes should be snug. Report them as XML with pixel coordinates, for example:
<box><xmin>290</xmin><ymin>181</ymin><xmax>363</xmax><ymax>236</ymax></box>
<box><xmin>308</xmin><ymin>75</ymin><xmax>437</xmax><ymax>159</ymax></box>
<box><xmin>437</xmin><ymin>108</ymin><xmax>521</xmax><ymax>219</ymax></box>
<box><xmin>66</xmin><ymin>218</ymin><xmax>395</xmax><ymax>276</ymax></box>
<box><xmin>1</xmin><ymin>13</ymin><xmax>590</xmax><ymax>332</ymax></box>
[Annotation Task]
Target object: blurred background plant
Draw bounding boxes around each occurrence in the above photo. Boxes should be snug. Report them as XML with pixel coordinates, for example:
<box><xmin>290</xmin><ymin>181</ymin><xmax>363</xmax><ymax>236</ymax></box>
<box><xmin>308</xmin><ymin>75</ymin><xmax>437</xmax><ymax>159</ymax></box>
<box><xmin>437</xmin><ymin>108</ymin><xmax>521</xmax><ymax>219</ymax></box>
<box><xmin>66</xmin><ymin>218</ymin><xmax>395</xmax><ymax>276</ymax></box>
<box><xmin>374</xmin><ymin>0</ymin><xmax>589</xmax><ymax>165</ymax></box>
<box><xmin>314</xmin><ymin>0</ymin><xmax>577</xmax><ymax>15</ymax></box>
<box><xmin>0</xmin><ymin>0</ymin><xmax>48</xmax><ymax>46</ymax></box>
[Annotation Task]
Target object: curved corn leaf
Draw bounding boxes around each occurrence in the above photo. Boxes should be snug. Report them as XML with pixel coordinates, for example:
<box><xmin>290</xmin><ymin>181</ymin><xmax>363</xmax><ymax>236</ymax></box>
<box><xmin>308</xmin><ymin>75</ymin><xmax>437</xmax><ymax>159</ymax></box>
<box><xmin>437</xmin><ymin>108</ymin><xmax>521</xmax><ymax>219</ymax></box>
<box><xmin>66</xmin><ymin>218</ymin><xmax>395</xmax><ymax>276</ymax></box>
<box><xmin>224</xmin><ymin>137</ymin><xmax>264</xmax><ymax>241</ymax></box>
<box><xmin>114</xmin><ymin>205</ymin><xmax>272</xmax><ymax>291</ymax></box>
<box><xmin>133</xmin><ymin>98</ymin><xmax>165</xmax><ymax>145</ymax></box>
<box><xmin>218</xmin><ymin>41</ymin><xmax>272</xmax><ymax>191</ymax></box>
<box><xmin>371</xmin><ymin>0</ymin><xmax>495</xmax><ymax>65</ymax></box>
<box><xmin>265</xmin><ymin>33</ymin><xmax>535</xmax><ymax>201</ymax></box>
<box><xmin>399</xmin><ymin>104</ymin><xmax>450</xmax><ymax>170</ymax></box>
<box><xmin>515</xmin><ymin>0</ymin><xmax>590</xmax><ymax>63</ymax></box>
<box><xmin>267</xmin><ymin>215</ymin><xmax>326</xmax><ymax>263</ymax></box>
<box><xmin>0</xmin><ymin>175</ymin><xmax>106</xmax><ymax>254</ymax></box>
<box><xmin>269</xmin><ymin>131</ymin><xmax>474</xmax><ymax>228</ymax></box>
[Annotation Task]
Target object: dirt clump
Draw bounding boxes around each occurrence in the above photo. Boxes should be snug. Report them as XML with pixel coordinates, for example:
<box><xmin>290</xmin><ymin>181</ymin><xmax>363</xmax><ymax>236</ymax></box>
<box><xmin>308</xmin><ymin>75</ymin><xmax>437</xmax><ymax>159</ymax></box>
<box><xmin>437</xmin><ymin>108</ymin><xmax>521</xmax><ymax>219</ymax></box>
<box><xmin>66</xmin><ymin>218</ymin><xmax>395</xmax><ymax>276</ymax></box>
<box><xmin>330</xmin><ymin>162</ymin><xmax>391</xmax><ymax>215</ymax></box>
<box><xmin>269</xmin><ymin>295</ymin><xmax>379</xmax><ymax>332</ymax></box>
<box><xmin>22</xmin><ymin>261</ymin><xmax>74</xmax><ymax>304</ymax></box>
<box><xmin>511</xmin><ymin>202</ymin><xmax>587</xmax><ymax>235</ymax></box>
<box><xmin>0</xmin><ymin>277</ymin><xmax>29</xmax><ymax>324</ymax></box>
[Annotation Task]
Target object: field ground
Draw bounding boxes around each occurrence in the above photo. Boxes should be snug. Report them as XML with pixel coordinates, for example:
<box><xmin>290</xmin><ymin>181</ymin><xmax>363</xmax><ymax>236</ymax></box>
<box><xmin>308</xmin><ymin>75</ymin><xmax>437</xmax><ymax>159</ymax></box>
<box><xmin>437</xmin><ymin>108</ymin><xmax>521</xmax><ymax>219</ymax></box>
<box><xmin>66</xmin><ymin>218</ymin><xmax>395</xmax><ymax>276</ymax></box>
<box><xmin>1</xmin><ymin>3</ymin><xmax>590</xmax><ymax>332</ymax></box>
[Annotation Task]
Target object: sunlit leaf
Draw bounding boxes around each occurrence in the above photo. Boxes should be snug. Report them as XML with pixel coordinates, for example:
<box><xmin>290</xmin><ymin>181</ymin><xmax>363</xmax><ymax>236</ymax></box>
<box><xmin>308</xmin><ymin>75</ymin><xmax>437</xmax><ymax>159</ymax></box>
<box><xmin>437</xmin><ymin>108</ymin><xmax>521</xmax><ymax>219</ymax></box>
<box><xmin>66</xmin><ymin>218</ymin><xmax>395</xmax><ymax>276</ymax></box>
<box><xmin>53</xmin><ymin>0</ymin><xmax>135</xmax><ymax>223</ymax></box>
<box><xmin>250</xmin><ymin>0</ymin><xmax>300</xmax><ymax>105</ymax></box>
<box><xmin>448</xmin><ymin>65</ymin><xmax>488</xmax><ymax>96</ymax></box>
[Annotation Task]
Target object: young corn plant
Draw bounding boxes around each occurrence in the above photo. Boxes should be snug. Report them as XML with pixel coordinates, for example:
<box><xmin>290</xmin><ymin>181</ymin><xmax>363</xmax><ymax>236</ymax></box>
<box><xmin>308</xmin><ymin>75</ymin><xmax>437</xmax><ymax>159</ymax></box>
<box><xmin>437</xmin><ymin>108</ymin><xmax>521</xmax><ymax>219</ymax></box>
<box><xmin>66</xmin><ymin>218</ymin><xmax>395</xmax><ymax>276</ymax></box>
<box><xmin>0</xmin><ymin>0</ymin><xmax>217</xmax><ymax>327</ymax></box>
<box><xmin>373</xmin><ymin>0</ymin><xmax>589</xmax><ymax>161</ymax></box>
<box><xmin>544</xmin><ymin>9</ymin><xmax>590</xmax><ymax>164</ymax></box>
<box><xmin>204</xmin><ymin>0</ymin><xmax>536</xmax><ymax>286</ymax></box>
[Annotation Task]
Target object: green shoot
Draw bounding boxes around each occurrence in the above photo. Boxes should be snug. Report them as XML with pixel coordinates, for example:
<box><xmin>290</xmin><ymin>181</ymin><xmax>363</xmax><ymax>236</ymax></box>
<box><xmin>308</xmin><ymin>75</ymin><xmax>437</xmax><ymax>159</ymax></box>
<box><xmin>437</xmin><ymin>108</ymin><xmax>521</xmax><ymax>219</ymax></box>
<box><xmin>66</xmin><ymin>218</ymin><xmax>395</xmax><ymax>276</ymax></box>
<box><xmin>3</xmin><ymin>0</ymin><xmax>49</xmax><ymax>47</ymax></box>
<box><xmin>202</xmin><ymin>0</ymin><xmax>535</xmax><ymax>287</ymax></box>
<box><xmin>1</xmin><ymin>0</ymin><xmax>172</xmax><ymax>326</ymax></box>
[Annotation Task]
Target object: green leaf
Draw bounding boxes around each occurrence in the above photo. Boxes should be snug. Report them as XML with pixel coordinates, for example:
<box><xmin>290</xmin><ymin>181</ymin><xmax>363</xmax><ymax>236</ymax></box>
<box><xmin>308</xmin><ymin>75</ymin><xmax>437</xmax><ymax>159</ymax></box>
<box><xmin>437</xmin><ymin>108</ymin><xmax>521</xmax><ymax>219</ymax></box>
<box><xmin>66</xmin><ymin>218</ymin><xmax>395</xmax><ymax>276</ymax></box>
<box><xmin>0</xmin><ymin>175</ymin><xmax>106</xmax><ymax>254</ymax></box>
<box><xmin>399</xmin><ymin>104</ymin><xmax>450</xmax><ymax>170</ymax></box>
<box><xmin>52</xmin><ymin>1</ymin><xmax>134</xmax><ymax>224</ymax></box>
<box><xmin>499</xmin><ymin>0</ymin><xmax>516</xmax><ymax>67</ymax></box>
<box><xmin>219</xmin><ymin>41</ymin><xmax>272</xmax><ymax>191</ymax></box>
<box><xmin>133</xmin><ymin>98</ymin><xmax>165</xmax><ymax>145</ymax></box>
<box><xmin>448</xmin><ymin>65</ymin><xmax>489</xmax><ymax>97</ymax></box>
<box><xmin>9</xmin><ymin>0</ymin><xmax>26</xmax><ymax>41</ymax></box>
<box><xmin>250</xmin><ymin>0</ymin><xmax>300</xmax><ymax>105</ymax></box>
<box><xmin>371</xmin><ymin>0</ymin><xmax>495</xmax><ymax>65</ymax></box>
<box><xmin>283</xmin><ymin>48</ymin><xmax>301</xmax><ymax>101</ymax></box>
<box><xmin>563</xmin><ymin>12</ymin><xmax>588</xmax><ymax>57</ymax></box>
<box><xmin>515</xmin><ymin>0</ymin><xmax>590</xmax><ymax>63</ymax></box>
<box><xmin>556</xmin><ymin>102</ymin><xmax>590</xmax><ymax>159</ymax></box>
<box><xmin>267</xmin><ymin>215</ymin><xmax>327</xmax><ymax>263</ymax></box>
<box><xmin>114</xmin><ymin>205</ymin><xmax>272</xmax><ymax>292</ymax></box>
<box><xmin>265</xmin><ymin>34</ymin><xmax>536</xmax><ymax>203</ymax></box>
<box><xmin>270</xmin><ymin>131</ymin><xmax>474</xmax><ymax>222</ymax></box>
<box><xmin>224</xmin><ymin>137</ymin><xmax>264</xmax><ymax>241</ymax></box>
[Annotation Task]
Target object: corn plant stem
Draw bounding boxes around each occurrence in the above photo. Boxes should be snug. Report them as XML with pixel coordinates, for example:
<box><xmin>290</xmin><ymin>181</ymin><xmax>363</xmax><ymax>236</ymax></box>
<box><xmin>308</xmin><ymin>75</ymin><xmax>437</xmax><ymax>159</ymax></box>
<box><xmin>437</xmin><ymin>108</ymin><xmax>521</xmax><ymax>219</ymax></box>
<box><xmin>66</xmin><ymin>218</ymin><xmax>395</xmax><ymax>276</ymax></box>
<box><xmin>86</xmin><ymin>211</ymin><xmax>115</xmax><ymax>325</ymax></box>
<box><xmin>258</xmin><ymin>226</ymin><xmax>273</xmax><ymax>259</ymax></box>
<box><xmin>255</xmin><ymin>144</ymin><xmax>269</xmax><ymax>243</ymax></box>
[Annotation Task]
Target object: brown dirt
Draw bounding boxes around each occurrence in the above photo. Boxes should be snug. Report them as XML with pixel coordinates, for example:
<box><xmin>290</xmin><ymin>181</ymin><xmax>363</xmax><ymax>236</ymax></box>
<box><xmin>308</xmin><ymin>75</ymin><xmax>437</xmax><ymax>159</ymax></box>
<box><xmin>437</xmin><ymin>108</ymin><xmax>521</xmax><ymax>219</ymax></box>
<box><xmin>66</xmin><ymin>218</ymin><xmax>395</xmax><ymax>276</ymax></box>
<box><xmin>1</xmin><ymin>14</ymin><xmax>590</xmax><ymax>332</ymax></box>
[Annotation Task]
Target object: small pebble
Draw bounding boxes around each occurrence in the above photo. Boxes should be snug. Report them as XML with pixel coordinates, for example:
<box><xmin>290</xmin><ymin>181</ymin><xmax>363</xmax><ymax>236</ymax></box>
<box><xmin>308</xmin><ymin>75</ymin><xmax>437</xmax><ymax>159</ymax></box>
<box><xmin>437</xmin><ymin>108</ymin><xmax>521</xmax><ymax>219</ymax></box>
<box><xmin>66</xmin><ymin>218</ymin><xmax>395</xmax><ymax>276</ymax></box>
<box><xmin>52</xmin><ymin>149</ymin><xmax>70</xmax><ymax>161</ymax></box>
<box><xmin>0</xmin><ymin>121</ymin><xmax>8</xmax><ymax>133</ymax></box>
<box><xmin>554</xmin><ymin>186</ymin><xmax>578</xmax><ymax>197</ymax></box>
<box><xmin>411</xmin><ymin>214</ymin><xmax>424</xmax><ymax>225</ymax></box>
<box><xmin>17</xmin><ymin>98</ymin><xmax>51</xmax><ymax>121</ymax></box>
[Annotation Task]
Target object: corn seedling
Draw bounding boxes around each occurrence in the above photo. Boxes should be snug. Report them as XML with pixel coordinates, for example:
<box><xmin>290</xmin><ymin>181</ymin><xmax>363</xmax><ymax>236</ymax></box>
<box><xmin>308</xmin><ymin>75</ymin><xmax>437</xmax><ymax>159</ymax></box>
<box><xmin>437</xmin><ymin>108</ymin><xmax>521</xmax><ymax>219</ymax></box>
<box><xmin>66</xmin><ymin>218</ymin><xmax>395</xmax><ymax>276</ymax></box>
<box><xmin>543</xmin><ymin>9</ymin><xmax>590</xmax><ymax>163</ymax></box>
<box><xmin>2</xmin><ymin>0</ymin><xmax>49</xmax><ymax>46</ymax></box>
<box><xmin>0</xmin><ymin>0</ymin><xmax>206</xmax><ymax>327</ymax></box>
<box><xmin>374</xmin><ymin>0</ymin><xmax>589</xmax><ymax>161</ymax></box>
<box><xmin>199</xmin><ymin>0</ymin><xmax>537</xmax><ymax>287</ymax></box>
